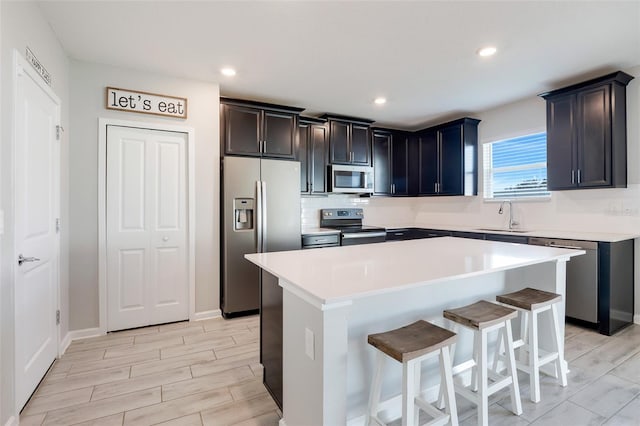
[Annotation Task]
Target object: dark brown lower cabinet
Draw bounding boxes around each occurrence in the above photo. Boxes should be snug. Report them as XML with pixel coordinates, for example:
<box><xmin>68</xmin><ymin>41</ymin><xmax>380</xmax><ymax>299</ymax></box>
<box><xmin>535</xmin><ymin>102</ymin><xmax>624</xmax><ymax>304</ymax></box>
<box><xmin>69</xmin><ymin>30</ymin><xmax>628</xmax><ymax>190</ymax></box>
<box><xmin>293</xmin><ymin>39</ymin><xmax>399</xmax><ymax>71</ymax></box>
<box><xmin>260</xmin><ymin>270</ymin><xmax>283</xmax><ymax>409</ymax></box>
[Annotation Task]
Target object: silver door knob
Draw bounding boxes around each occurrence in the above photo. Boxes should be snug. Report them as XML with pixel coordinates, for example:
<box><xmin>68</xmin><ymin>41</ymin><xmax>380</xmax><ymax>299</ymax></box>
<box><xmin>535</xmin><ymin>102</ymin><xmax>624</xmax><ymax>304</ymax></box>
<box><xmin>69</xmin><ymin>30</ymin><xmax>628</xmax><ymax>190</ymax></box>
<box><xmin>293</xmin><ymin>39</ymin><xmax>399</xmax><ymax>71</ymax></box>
<box><xmin>18</xmin><ymin>254</ymin><xmax>40</xmax><ymax>266</ymax></box>
<box><xmin>162</xmin><ymin>237</ymin><xmax>169</xmax><ymax>242</ymax></box>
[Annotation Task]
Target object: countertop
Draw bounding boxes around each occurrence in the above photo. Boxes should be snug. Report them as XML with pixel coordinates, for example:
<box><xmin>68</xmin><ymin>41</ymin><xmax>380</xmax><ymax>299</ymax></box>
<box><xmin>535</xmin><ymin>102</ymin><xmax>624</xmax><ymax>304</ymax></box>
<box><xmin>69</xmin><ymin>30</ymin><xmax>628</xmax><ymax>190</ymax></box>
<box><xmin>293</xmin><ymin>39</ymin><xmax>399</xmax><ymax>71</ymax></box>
<box><xmin>245</xmin><ymin>237</ymin><xmax>583</xmax><ymax>307</ymax></box>
<box><xmin>377</xmin><ymin>223</ymin><xmax>639</xmax><ymax>243</ymax></box>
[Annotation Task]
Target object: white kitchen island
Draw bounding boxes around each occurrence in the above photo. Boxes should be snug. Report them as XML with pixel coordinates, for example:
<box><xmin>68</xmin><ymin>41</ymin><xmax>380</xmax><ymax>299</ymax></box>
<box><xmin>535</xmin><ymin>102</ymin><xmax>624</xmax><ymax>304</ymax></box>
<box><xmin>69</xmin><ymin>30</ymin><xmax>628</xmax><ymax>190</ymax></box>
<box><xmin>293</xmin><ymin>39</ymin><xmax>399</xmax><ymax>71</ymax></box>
<box><xmin>245</xmin><ymin>237</ymin><xmax>584</xmax><ymax>426</ymax></box>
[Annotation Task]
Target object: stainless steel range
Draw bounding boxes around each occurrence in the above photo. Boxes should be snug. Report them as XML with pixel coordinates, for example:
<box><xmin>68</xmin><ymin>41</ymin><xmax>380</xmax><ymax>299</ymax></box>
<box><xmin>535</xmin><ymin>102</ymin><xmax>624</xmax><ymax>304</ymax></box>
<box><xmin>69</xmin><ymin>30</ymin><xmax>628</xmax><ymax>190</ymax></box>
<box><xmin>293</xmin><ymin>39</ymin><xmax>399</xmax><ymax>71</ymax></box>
<box><xmin>320</xmin><ymin>208</ymin><xmax>386</xmax><ymax>246</ymax></box>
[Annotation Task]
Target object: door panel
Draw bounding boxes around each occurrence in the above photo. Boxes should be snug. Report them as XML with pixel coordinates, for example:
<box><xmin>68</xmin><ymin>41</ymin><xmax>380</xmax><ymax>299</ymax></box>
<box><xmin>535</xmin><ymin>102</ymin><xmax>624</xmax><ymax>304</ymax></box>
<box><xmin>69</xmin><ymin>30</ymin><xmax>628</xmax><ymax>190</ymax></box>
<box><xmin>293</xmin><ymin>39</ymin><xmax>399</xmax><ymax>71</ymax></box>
<box><xmin>329</xmin><ymin>121</ymin><xmax>350</xmax><ymax>164</ymax></box>
<box><xmin>310</xmin><ymin>125</ymin><xmax>328</xmax><ymax>193</ymax></box>
<box><xmin>15</xmin><ymin>58</ymin><xmax>60</xmax><ymax>410</ymax></box>
<box><xmin>351</xmin><ymin>124</ymin><xmax>371</xmax><ymax>165</ymax></box>
<box><xmin>418</xmin><ymin>131</ymin><xmax>438</xmax><ymax>195</ymax></box>
<box><xmin>120</xmin><ymin>139</ymin><xmax>145</xmax><ymax>230</ymax></box>
<box><xmin>546</xmin><ymin>95</ymin><xmax>576</xmax><ymax>189</ymax></box>
<box><xmin>118</xmin><ymin>249</ymin><xmax>146</xmax><ymax>310</ymax></box>
<box><xmin>391</xmin><ymin>133</ymin><xmax>409</xmax><ymax>195</ymax></box>
<box><xmin>577</xmin><ymin>86</ymin><xmax>611</xmax><ymax>187</ymax></box>
<box><xmin>263</xmin><ymin>111</ymin><xmax>296</xmax><ymax>158</ymax></box>
<box><xmin>373</xmin><ymin>132</ymin><xmax>391</xmax><ymax>195</ymax></box>
<box><xmin>261</xmin><ymin>159</ymin><xmax>301</xmax><ymax>253</ymax></box>
<box><xmin>222</xmin><ymin>156</ymin><xmax>261</xmax><ymax>314</ymax></box>
<box><xmin>155</xmin><ymin>247</ymin><xmax>182</xmax><ymax>305</ymax></box>
<box><xmin>107</xmin><ymin>126</ymin><xmax>188</xmax><ymax>331</ymax></box>
<box><xmin>224</xmin><ymin>104</ymin><xmax>262</xmax><ymax>156</ymax></box>
<box><xmin>439</xmin><ymin>125</ymin><xmax>464</xmax><ymax>195</ymax></box>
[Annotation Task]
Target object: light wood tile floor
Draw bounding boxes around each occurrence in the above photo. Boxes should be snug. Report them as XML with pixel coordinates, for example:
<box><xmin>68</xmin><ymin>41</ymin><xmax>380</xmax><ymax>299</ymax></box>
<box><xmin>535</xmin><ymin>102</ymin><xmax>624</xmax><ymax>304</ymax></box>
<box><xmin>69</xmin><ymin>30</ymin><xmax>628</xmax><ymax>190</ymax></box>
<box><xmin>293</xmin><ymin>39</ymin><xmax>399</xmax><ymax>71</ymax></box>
<box><xmin>21</xmin><ymin>315</ymin><xmax>278</xmax><ymax>426</ymax></box>
<box><xmin>21</xmin><ymin>317</ymin><xmax>640</xmax><ymax>425</ymax></box>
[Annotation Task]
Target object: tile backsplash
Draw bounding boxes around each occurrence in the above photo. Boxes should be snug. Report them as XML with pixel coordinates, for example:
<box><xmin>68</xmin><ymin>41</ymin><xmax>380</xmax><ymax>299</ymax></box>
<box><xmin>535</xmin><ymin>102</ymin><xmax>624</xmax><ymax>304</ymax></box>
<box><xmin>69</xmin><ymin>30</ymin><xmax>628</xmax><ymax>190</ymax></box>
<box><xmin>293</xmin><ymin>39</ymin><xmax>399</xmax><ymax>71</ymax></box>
<box><xmin>301</xmin><ymin>195</ymin><xmax>416</xmax><ymax>229</ymax></box>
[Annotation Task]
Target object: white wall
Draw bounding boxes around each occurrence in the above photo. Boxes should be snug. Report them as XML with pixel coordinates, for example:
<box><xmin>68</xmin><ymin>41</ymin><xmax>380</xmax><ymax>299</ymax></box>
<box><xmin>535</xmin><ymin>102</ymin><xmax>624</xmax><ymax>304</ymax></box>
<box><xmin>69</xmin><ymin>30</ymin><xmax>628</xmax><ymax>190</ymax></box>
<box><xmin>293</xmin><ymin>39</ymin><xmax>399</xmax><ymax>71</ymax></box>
<box><xmin>69</xmin><ymin>61</ymin><xmax>220</xmax><ymax>330</ymax></box>
<box><xmin>0</xmin><ymin>2</ymin><xmax>70</xmax><ymax>423</ymax></box>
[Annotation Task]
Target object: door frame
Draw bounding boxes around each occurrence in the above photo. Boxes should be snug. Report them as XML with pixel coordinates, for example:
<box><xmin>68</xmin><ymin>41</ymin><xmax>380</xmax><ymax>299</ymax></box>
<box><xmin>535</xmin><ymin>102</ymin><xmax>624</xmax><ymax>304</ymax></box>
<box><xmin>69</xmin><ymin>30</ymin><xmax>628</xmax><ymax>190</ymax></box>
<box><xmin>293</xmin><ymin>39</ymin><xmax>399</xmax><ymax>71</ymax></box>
<box><xmin>98</xmin><ymin>118</ymin><xmax>196</xmax><ymax>334</ymax></box>
<box><xmin>12</xmin><ymin>49</ymin><xmax>62</xmax><ymax>409</ymax></box>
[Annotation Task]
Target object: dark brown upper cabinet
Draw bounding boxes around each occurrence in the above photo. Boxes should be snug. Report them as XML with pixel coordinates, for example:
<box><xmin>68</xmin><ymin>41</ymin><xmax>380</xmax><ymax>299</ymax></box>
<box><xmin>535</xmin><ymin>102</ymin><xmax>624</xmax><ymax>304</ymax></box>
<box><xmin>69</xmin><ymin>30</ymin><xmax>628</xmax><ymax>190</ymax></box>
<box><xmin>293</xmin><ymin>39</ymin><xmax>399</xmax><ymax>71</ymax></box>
<box><xmin>221</xmin><ymin>98</ymin><xmax>304</xmax><ymax>159</ymax></box>
<box><xmin>372</xmin><ymin>129</ymin><xmax>392</xmax><ymax>195</ymax></box>
<box><xmin>322</xmin><ymin>114</ymin><xmax>374</xmax><ymax>166</ymax></box>
<box><xmin>391</xmin><ymin>131</ymin><xmax>417</xmax><ymax>196</ymax></box>
<box><xmin>297</xmin><ymin>117</ymin><xmax>328</xmax><ymax>194</ymax></box>
<box><xmin>373</xmin><ymin>129</ymin><xmax>419</xmax><ymax>196</ymax></box>
<box><xmin>417</xmin><ymin>118</ymin><xmax>480</xmax><ymax>196</ymax></box>
<box><xmin>540</xmin><ymin>71</ymin><xmax>633</xmax><ymax>190</ymax></box>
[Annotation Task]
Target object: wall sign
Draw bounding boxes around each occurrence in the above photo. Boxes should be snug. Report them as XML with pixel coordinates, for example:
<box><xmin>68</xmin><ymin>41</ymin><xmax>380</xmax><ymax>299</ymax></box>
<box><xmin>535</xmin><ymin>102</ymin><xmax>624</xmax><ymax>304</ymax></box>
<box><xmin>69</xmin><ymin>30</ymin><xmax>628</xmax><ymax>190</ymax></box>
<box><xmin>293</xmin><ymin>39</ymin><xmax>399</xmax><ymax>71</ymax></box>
<box><xmin>26</xmin><ymin>47</ymin><xmax>52</xmax><ymax>86</ymax></box>
<box><xmin>106</xmin><ymin>87</ymin><xmax>188</xmax><ymax>119</ymax></box>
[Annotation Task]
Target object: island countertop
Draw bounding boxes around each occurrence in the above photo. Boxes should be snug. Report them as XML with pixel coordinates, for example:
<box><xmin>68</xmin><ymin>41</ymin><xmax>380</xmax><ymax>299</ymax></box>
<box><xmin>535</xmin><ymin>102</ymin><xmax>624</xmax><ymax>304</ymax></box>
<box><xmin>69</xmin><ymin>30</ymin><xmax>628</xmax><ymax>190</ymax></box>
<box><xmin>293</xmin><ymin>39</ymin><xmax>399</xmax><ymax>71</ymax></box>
<box><xmin>245</xmin><ymin>236</ymin><xmax>583</xmax><ymax>308</ymax></box>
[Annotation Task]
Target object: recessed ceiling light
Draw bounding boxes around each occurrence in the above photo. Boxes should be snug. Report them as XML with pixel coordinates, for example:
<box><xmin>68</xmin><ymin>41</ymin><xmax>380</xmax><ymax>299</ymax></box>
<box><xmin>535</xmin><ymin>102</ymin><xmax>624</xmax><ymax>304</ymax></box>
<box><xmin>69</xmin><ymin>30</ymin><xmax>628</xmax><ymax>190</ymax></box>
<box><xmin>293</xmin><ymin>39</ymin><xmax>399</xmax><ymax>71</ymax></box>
<box><xmin>477</xmin><ymin>46</ymin><xmax>497</xmax><ymax>57</ymax></box>
<box><xmin>221</xmin><ymin>67</ymin><xmax>237</xmax><ymax>77</ymax></box>
<box><xmin>374</xmin><ymin>97</ymin><xmax>387</xmax><ymax>105</ymax></box>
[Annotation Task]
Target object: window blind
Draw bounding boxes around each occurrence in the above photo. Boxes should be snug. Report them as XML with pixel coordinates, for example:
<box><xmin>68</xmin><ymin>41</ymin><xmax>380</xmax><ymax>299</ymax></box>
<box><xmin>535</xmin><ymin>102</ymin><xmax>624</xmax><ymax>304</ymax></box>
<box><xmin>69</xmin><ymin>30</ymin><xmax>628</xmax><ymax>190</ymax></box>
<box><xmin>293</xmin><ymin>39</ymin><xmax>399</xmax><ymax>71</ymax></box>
<box><xmin>483</xmin><ymin>133</ymin><xmax>550</xmax><ymax>199</ymax></box>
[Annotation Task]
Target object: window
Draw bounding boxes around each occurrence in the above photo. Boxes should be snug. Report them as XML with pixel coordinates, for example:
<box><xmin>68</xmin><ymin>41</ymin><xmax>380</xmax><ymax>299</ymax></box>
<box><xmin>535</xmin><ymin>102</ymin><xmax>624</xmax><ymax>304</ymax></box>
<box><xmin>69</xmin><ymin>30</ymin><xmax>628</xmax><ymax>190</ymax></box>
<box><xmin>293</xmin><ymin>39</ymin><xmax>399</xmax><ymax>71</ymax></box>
<box><xmin>483</xmin><ymin>132</ymin><xmax>550</xmax><ymax>199</ymax></box>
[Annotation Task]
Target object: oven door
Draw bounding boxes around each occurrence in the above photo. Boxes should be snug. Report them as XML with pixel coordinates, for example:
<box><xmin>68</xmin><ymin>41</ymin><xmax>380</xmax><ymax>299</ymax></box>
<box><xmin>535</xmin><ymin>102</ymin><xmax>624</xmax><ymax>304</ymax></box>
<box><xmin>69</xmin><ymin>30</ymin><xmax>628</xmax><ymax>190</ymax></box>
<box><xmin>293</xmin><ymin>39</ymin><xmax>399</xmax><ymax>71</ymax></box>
<box><xmin>341</xmin><ymin>231</ymin><xmax>387</xmax><ymax>246</ymax></box>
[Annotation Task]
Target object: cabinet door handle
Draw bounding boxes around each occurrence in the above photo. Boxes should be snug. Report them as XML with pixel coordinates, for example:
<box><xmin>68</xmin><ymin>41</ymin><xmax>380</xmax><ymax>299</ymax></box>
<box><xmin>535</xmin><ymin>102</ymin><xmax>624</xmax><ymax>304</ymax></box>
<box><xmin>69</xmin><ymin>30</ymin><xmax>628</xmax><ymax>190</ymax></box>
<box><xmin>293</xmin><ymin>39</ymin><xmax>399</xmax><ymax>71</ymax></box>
<box><xmin>571</xmin><ymin>170</ymin><xmax>575</xmax><ymax>184</ymax></box>
<box><xmin>263</xmin><ymin>140</ymin><xmax>267</xmax><ymax>153</ymax></box>
<box><xmin>391</xmin><ymin>183</ymin><xmax>395</xmax><ymax>194</ymax></box>
<box><xmin>577</xmin><ymin>169</ymin><xmax>581</xmax><ymax>184</ymax></box>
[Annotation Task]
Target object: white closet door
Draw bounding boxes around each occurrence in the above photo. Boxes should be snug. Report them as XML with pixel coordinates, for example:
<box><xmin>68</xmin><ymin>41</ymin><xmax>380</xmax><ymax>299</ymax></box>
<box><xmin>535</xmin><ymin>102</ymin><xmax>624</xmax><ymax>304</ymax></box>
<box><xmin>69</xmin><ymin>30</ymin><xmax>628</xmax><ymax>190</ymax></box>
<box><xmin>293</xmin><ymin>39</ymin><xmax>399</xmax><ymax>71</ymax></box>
<box><xmin>106</xmin><ymin>125</ymin><xmax>188</xmax><ymax>331</ymax></box>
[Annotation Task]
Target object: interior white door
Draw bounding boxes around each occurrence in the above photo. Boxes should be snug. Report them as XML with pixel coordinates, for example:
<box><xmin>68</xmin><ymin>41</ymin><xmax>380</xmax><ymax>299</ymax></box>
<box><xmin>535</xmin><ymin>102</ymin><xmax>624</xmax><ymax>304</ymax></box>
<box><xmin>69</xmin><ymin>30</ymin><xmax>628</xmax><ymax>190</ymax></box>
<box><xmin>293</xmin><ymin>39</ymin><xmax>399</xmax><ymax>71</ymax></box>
<box><xmin>106</xmin><ymin>126</ymin><xmax>188</xmax><ymax>331</ymax></box>
<box><xmin>14</xmin><ymin>58</ymin><xmax>60</xmax><ymax>411</ymax></box>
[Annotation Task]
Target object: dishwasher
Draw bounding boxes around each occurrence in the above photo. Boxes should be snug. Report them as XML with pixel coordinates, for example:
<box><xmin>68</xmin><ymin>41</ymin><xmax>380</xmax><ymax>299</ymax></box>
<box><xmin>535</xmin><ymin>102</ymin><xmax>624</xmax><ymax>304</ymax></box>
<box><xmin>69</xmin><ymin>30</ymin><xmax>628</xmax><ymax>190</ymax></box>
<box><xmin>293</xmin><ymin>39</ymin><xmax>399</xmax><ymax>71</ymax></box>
<box><xmin>529</xmin><ymin>237</ymin><xmax>599</xmax><ymax>323</ymax></box>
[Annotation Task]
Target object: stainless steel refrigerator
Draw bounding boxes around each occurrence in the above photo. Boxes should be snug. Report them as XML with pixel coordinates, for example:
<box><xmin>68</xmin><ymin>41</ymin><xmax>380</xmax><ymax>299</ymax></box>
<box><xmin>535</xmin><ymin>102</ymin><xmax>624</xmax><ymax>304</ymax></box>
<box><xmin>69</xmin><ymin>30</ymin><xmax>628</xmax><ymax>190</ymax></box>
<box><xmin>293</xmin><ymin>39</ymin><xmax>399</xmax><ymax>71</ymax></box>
<box><xmin>221</xmin><ymin>156</ymin><xmax>301</xmax><ymax>317</ymax></box>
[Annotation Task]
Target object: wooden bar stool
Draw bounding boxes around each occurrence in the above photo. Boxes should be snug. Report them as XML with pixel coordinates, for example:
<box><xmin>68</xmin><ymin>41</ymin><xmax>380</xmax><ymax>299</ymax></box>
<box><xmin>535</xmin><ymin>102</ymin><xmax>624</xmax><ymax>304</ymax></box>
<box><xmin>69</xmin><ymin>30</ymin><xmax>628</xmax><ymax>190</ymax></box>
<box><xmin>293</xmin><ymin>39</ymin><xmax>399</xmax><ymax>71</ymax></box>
<box><xmin>443</xmin><ymin>301</ymin><xmax>522</xmax><ymax>426</ymax></box>
<box><xmin>366</xmin><ymin>320</ymin><xmax>458</xmax><ymax>426</ymax></box>
<box><xmin>494</xmin><ymin>287</ymin><xmax>568</xmax><ymax>403</ymax></box>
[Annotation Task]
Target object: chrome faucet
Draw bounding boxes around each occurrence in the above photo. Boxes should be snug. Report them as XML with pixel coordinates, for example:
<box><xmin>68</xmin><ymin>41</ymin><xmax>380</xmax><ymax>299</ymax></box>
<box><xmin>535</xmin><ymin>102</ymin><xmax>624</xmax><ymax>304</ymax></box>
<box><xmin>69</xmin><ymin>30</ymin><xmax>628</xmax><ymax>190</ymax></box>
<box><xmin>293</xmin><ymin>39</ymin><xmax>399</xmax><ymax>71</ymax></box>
<box><xmin>498</xmin><ymin>200</ymin><xmax>519</xmax><ymax>230</ymax></box>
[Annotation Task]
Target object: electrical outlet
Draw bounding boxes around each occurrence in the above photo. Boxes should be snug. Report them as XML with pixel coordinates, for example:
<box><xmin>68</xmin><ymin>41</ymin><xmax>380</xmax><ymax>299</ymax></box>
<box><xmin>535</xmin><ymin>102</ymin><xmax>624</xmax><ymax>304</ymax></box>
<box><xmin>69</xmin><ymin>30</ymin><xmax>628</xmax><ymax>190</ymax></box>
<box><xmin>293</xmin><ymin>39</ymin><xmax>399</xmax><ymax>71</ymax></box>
<box><xmin>305</xmin><ymin>328</ymin><xmax>315</xmax><ymax>360</ymax></box>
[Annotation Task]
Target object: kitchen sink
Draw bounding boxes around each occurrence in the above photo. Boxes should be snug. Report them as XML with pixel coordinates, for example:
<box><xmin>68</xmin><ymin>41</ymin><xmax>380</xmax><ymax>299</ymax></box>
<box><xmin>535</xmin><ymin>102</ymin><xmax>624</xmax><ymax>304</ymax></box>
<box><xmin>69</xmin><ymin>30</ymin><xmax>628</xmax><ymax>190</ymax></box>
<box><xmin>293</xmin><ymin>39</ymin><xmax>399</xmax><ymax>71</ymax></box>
<box><xmin>475</xmin><ymin>228</ymin><xmax>531</xmax><ymax>234</ymax></box>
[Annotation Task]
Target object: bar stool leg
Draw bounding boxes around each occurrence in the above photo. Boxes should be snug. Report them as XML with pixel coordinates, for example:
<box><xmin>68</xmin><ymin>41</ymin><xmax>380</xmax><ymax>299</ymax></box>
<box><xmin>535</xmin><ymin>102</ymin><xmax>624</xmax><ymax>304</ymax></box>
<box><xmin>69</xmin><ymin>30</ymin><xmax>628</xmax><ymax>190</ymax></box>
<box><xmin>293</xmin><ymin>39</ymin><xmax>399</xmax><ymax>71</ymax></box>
<box><xmin>402</xmin><ymin>358</ymin><xmax>418</xmax><ymax>426</ymax></box>
<box><xmin>437</xmin><ymin>341</ymin><xmax>457</xmax><ymax>410</ymax></box>
<box><xmin>491</xmin><ymin>328</ymin><xmax>504</xmax><ymax>374</ymax></box>
<box><xmin>367</xmin><ymin>352</ymin><xmax>385</xmax><ymax>425</ymax></box>
<box><xmin>440</xmin><ymin>346</ymin><xmax>458</xmax><ymax>426</ymax></box>
<box><xmin>529</xmin><ymin>310</ymin><xmax>540</xmax><ymax>403</ymax></box>
<box><xmin>519</xmin><ymin>311</ymin><xmax>529</xmax><ymax>365</ymax></box>
<box><xmin>475</xmin><ymin>329</ymin><xmax>489</xmax><ymax>426</ymax></box>
<box><xmin>504</xmin><ymin>320</ymin><xmax>523</xmax><ymax>415</ymax></box>
<box><xmin>413</xmin><ymin>359</ymin><xmax>421</xmax><ymax>425</ymax></box>
<box><xmin>551</xmin><ymin>304</ymin><xmax>568</xmax><ymax>387</ymax></box>
<box><xmin>471</xmin><ymin>333</ymin><xmax>480</xmax><ymax>392</ymax></box>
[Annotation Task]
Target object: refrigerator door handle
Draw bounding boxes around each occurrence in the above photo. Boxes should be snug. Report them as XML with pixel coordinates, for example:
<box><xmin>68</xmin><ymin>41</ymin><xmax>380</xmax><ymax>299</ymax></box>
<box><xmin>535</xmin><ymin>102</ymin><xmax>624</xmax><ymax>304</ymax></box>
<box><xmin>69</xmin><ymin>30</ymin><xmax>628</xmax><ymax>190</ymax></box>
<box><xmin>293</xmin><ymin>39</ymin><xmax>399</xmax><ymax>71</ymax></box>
<box><xmin>256</xmin><ymin>180</ymin><xmax>263</xmax><ymax>253</ymax></box>
<box><xmin>262</xmin><ymin>181</ymin><xmax>268</xmax><ymax>253</ymax></box>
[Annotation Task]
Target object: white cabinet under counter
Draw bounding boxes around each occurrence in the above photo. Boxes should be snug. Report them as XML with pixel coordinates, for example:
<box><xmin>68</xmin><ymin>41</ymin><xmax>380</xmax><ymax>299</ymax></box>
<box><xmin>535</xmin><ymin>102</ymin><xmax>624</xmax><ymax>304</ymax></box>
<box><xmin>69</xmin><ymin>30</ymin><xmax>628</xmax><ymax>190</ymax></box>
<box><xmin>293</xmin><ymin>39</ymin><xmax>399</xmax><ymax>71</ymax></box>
<box><xmin>246</xmin><ymin>237</ymin><xmax>583</xmax><ymax>425</ymax></box>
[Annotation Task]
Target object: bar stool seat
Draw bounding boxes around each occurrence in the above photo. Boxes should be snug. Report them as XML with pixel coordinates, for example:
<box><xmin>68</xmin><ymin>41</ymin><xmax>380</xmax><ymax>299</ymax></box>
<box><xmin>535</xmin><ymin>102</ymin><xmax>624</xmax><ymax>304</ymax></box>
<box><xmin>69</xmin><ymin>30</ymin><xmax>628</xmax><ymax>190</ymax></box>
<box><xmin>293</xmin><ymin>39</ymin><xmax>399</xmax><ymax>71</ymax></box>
<box><xmin>494</xmin><ymin>287</ymin><xmax>568</xmax><ymax>403</ymax></box>
<box><xmin>443</xmin><ymin>300</ymin><xmax>522</xmax><ymax>426</ymax></box>
<box><xmin>367</xmin><ymin>320</ymin><xmax>458</xmax><ymax>426</ymax></box>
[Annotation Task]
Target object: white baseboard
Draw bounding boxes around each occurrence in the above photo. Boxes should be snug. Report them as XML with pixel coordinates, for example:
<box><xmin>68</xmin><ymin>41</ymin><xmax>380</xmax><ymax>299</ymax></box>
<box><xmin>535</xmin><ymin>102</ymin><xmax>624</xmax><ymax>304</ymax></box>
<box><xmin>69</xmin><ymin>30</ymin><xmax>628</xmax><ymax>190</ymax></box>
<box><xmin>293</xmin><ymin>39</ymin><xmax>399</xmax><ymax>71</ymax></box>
<box><xmin>4</xmin><ymin>415</ymin><xmax>17</xmax><ymax>426</ymax></box>
<box><xmin>634</xmin><ymin>314</ymin><xmax>640</xmax><ymax>325</ymax></box>
<box><xmin>60</xmin><ymin>327</ymin><xmax>103</xmax><ymax>355</ymax></box>
<box><xmin>191</xmin><ymin>309</ymin><xmax>222</xmax><ymax>321</ymax></box>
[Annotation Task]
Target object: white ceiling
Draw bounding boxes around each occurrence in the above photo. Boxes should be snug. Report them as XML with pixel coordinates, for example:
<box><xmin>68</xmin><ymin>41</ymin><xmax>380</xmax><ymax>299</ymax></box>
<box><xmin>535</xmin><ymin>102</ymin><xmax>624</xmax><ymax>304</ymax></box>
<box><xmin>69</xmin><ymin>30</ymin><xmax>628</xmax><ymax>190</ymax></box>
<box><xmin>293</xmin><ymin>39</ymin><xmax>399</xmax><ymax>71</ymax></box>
<box><xmin>38</xmin><ymin>1</ymin><xmax>640</xmax><ymax>129</ymax></box>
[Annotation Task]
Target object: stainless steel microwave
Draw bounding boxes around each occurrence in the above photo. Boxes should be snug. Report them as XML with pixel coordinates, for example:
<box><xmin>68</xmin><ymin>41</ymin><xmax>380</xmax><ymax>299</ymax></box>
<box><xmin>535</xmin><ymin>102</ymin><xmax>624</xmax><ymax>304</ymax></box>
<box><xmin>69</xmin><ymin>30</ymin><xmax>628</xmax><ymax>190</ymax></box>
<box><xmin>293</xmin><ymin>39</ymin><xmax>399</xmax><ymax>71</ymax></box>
<box><xmin>328</xmin><ymin>164</ymin><xmax>374</xmax><ymax>194</ymax></box>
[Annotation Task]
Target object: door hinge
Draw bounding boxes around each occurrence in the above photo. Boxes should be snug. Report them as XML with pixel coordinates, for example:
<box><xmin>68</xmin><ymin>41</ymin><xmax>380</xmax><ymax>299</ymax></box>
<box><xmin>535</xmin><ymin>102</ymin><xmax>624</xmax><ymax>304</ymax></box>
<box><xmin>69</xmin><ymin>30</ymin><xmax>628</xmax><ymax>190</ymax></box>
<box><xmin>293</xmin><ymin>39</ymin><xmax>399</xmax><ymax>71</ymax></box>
<box><xmin>56</xmin><ymin>125</ymin><xmax>64</xmax><ymax>140</ymax></box>
<box><xmin>56</xmin><ymin>310</ymin><xmax>60</xmax><ymax>325</ymax></box>
<box><xmin>56</xmin><ymin>218</ymin><xmax>61</xmax><ymax>233</ymax></box>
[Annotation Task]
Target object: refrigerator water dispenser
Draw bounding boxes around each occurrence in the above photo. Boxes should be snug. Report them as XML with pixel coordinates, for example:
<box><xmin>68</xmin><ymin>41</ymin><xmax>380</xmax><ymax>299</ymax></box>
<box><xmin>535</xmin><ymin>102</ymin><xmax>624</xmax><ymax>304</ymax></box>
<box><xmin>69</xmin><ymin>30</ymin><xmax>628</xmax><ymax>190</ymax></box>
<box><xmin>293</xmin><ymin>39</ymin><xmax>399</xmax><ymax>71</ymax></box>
<box><xmin>233</xmin><ymin>198</ymin><xmax>254</xmax><ymax>230</ymax></box>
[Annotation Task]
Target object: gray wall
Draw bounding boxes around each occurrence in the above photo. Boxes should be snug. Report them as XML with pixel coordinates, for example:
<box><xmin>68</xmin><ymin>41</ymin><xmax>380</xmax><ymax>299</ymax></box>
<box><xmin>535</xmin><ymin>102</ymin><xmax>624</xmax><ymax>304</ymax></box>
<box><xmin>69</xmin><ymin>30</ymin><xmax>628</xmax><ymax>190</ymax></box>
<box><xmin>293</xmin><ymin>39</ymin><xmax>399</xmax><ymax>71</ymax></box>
<box><xmin>69</xmin><ymin>61</ymin><xmax>220</xmax><ymax>330</ymax></box>
<box><xmin>1</xmin><ymin>2</ymin><xmax>70</xmax><ymax>423</ymax></box>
